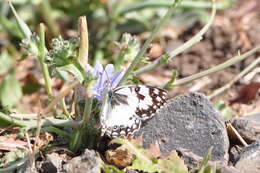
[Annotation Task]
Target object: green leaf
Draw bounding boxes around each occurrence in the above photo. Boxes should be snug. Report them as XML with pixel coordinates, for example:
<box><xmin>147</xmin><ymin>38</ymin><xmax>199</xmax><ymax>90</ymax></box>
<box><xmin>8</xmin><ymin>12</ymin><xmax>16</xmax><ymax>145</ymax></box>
<box><xmin>55</xmin><ymin>64</ymin><xmax>84</xmax><ymax>82</ymax></box>
<box><xmin>69</xmin><ymin>129</ymin><xmax>83</xmax><ymax>153</ymax></box>
<box><xmin>3</xmin><ymin>150</ymin><xmax>27</xmax><ymax>167</ymax></box>
<box><xmin>111</xmin><ymin>138</ymin><xmax>188</xmax><ymax>173</ymax></box>
<box><xmin>197</xmin><ymin>147</ymin><xmax>217</xmax><ymax>173</ymax></box>
<box><xmin>0</xmin><ymin>51</ymin><xmax>13</xmax><ymax>75</ymax></box>
<box><xmin>0</xmin><ymin>70</ymin><xmax>22</xmax><ymax>107</ymax></box>
<box><xmin>8</xmin><ymin>1</ymin><xmax>32</xmax><ymax>39</ymax></box>
<box><xmin>102</xmin><ymin>164</ymin><xmax>124</xmax><ymax>173</ymax></box>
<box><xmin>158</xmin><ymin>152</ymin><xmax>188</xmax><ymax>173</ymax></box>
<box><xmin>127</xmin><ymin>156</ymin><xmax>160</xmax><ymax>172</ymax></box>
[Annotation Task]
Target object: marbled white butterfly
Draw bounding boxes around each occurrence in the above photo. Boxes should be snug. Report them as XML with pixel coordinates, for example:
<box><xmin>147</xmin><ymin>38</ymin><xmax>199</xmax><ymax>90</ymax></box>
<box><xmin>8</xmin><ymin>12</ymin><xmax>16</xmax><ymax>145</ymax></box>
<box><xmin>100</xmin><ymin>85</ymin><xmax>167</xmax><ymax>138</ymax></box>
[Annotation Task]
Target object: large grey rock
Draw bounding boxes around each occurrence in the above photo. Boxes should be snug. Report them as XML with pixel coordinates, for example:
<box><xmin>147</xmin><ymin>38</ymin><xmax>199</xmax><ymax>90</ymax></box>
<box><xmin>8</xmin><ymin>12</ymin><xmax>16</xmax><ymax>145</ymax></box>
<box><xmin>234</xmin><ymin>141</ymin><xmax>260</xmax><ymax>173</ymax></box>
<box><xmin>231</xmin><ymin>113</ymin><xmax>260</xmax><ymax>143</ymax></box>
<box><xmin>136</xmin><ymin>92</ymin><xmax>229</xmax><ymax>167</ymax></box>
<box><xmin>63</xmin><ymin>149</ymin><xmax>101</xmax><ymax>173</ymax></box>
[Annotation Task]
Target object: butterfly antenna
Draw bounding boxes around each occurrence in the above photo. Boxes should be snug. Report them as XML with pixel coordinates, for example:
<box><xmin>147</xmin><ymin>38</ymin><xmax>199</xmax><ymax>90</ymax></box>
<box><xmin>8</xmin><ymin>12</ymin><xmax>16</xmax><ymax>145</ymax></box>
<box><xmin>103</xmin><ymin>68</ymin><xmax>112</xmax><ymax>88</ymax></box>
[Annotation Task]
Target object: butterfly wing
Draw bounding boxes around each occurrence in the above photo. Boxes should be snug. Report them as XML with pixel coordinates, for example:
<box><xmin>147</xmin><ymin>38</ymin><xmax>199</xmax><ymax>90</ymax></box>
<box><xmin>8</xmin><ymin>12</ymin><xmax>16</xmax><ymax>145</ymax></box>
<box><xmin>124</xmin><ymin>85</ymin><xmax>167</xmax><ymax>120</ymax></box>
<box><xmin>100</xmin><ymin>86</ymin><xmax>141</xmax><ymax>138</ymax></box>
<box><xmin>100</xmin><ymin>85</ymin><xmax>167</xmax><ymax>138</ymax></box>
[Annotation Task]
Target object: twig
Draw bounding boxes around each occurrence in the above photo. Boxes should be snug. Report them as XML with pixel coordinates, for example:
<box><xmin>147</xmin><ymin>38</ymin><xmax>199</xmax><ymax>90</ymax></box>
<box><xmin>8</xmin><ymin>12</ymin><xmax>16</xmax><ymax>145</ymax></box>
<box><xmin>208</xmin><ymin>56</ymin><xmax>260</xmax><ymax>99</ymax></box>
<box><xmin>33</xmin><ymin>106</ymin><xmax>42</xmax><ymax>153</ymax></box>
<box><xmin>134</xmin><ymin>0</ymin><xmax>216</xmax><ymax>75</ymax></box>
<box><xmin>119</xmin><ymin>0</ymin><xmax>182</xmax><ymax>85</ymax></box>
<box><xmin>172</xmin><ymin>45</ymin><xmax>260</xmax><ymax>87</ymax></box>
<box><xmin>25</xmin><ymin>131</ymin><xmax>35</xmax><ymax>170</ymax></box>
<box><xmin>226</xmin><ymin>122</ymin><xmax>248</xmax><ymax>147</ymax></box>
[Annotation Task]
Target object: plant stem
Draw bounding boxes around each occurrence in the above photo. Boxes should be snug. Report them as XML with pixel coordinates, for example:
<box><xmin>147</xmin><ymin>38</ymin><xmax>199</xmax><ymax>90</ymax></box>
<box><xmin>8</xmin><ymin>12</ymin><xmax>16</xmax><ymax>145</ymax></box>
<box><xmin>39</xmin><ymin>23</ymin><xmax>53</xmax><ymax>100</ymax></box>
<box><xmin>208</xmin><ymin>56</ymin><xmax>260</xmax><ymax>99</ymax></box>
<box><xmin>134</xmin><ymin>0</ymin><xmax>216</xmax><ymax>75</ymax></box>
<box><xmin>82</xmin><ymin>96</ymin><xmax>93</xmax><ymax>125</ymax></box>
<box><xmin>42</xmin><ymin>126</ymin><xmax>71</xmax><ymax>138</ymax></box>
<box><xmin>120</xmin><ymin>0</ymin><xmax>233</xmax><ymax>15</ymax></box>
<box><xmin>0</xmin><ymin>112</ymin><xmax>80</xmax><ymax>130</ymax></box>
<box><xmin>226</xmin><ymin>123</ymin><xmax>248</xmax><ymax>147</ymax></box>
<box><xmin>119</xmin><ymin>0</ymin><xmax>181</xmax><ymax>85</ymax></box>
<box><xmin>172</xmin><ymin>45</ymin><xmax>260</xmax><ymax>87</ymax></box>
<box><xmin>61</xmin><ymin>98</ymin><xmax>71</xmax><ymax>118</ymax></box>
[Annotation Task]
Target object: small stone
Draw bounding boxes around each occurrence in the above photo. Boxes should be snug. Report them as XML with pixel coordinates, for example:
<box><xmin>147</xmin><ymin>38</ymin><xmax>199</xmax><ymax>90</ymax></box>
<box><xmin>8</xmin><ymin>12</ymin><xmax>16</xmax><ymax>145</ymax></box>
<box><xmin>35</xmin><ymin>153</ymin><xmax>62</xmax><ymax>173</ymax></box>
<box><xmin>63</xmin><ymin>149</ymin><xmax>101</xmax><ymax>173</ymax></box>
<box><xmin>136</xmin><ymin>92</ymin><xmax>230</xmax><ymax>168</ymax></box>
<box><xmin>231</xmin><ymin>113</ymin><xmax>260</xmax><ymax>143</ymax></box>
<box><xmin>234</xmin><ymin>141</ymin><xmax>260</xmax><ymax>173</ymax></box>
<box><xmin>217</xmin><ymin>165</ymin><xmax>240</xmax><ymax>173</ymax></box>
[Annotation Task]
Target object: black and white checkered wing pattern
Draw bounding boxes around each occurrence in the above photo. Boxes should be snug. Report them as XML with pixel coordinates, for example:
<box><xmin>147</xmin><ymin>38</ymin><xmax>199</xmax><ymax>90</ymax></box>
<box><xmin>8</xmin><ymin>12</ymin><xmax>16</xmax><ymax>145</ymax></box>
<box><xmin>100</xmin><ymin>85</ymin><xmax>167</xmax><ymax>138</ymax></box>
<box><xmin>129</xmin><ymin>85</ymin><xmax>167</xmax><ymax>120</ymax></box>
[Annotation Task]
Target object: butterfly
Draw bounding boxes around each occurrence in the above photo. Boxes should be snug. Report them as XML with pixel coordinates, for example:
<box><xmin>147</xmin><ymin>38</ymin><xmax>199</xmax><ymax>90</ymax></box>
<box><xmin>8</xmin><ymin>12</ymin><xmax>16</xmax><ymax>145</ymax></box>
<box><xmin>100</xmin><ymin>85</ymin><xmax>167</xmax><ymax>138</ymax></box>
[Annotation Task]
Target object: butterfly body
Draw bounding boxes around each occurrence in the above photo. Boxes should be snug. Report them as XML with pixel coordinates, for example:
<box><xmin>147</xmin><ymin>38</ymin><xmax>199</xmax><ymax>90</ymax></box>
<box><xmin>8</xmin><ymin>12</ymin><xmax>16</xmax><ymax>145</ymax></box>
<box><xmin>100</xmin><ymin>85</ymin><xmax>167</xmax><ymax>138</ymax></box>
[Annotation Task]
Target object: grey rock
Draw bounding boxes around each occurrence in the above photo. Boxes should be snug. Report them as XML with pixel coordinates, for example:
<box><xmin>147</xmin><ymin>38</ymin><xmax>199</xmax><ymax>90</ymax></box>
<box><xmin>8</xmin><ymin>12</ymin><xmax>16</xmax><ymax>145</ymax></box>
<box><xmin>229</xmin><ymin>145</ymin><xmax>243</xmax><ymax>164</ymax></box>
<box><xmin>36</xmin><ymin>153</ymin><xmax>62</xmax><ymax>173</ymax></box>
<box><xmin>63</xmin><ymin>149</ymin><xmax>101</xmax><ymax>173</ymax></box>
<box><xmin>234</xmin><ymin>141</ymin><xmax>260</xmax><ymax>173</ymax></box>
<box><xmin>231</xmin><ymin>113</ymin><xmax>260</xmax><ymax>143</ymax></box>
<box><xmin>136</xmin><ymin>92</ymin><xmax>229</xmax><ymax>166</ymax></box>
<box><xmin>217</xmin><ymin>165</ymin><xmax>241</xmax><ymax>173</ymax></box>
<box><xmin>46</xmin><ymin>153</ymin><xmax>63</xmax><ymax>170</ymax></box>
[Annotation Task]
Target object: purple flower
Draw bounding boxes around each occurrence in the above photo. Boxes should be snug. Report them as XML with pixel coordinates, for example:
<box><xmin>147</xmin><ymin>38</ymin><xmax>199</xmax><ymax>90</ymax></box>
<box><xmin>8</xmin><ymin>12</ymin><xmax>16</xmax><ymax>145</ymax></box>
<box><xmin>86</xmin><ymin>62</ymin><xmax>124</xmax><ymax>101</ymax></box>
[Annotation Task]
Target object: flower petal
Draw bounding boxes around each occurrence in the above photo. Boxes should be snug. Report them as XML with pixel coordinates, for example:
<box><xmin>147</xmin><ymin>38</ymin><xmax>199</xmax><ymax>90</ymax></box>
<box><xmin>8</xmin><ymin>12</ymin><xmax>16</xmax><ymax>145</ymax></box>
<box><xmin>104</xmin><ymin>64</ymin><xmax>114</xmax><ymax>79</ymax></box>
<box><xmin>111</xmin><ymin>70</ymin><xmax>124</xmax><ymax>88</ymax></box>
<box><xmin>92</xmin><ymin>61</ymin><xmax>103</xmax><ymax>76</ymax></box>
<box><xmin>85</xmin><ymin>64</ymin><xmax>93</xmax><ymax>74</ymax></box>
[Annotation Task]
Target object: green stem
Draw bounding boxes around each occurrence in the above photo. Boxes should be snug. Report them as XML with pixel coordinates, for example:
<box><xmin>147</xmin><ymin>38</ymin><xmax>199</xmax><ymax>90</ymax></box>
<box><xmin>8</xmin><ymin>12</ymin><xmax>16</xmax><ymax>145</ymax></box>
<box><xmin>134</xmin><ymin>0</ymin><xmax>216</xmax><ymax>75</ymax></box>
<box><xmin>114</xmin><ymin>48</ymin><xmax>126</xmax><ymax>71</ymax></box>
<box><xmin>0</xmin><ymin>112</ymin><xmax>80</xmax><ymax>130</ymax></box>
<box><xmin>172</xmin><ymin>45</ymin><xmax>260</xmax><ymax>87</ymax></box>
<box><xmin>61</xmin><ymin>98</ymin><xmax>71</xmax><ymax>118</ymax></box>
<box><xmin>208</xmin><ymin>56</ymin><xmax>260</xmax><ymax>99</ymax></box>
<box><xmin>82</xmin><ymin>97</ymin><xmax>93</xmax><ymax>125</ymax></box>
<box><xmin>120</xmin><ymin>0</ymin><xmax>233</xmax><ymax>15</ymax></box>
<box><xmin>42</xmin><ymin>126</ymin><xmax>71</xmax><ymax>138</ymax></box>
<box><xmin>119</xmin><ymin>0</ymin><xmax>181</xmax><ymax>85</ymax></box>
<box><xmin>39</xmin><ymin>23</ymin><xmax>53</xmax><ymax>100</ymax></box>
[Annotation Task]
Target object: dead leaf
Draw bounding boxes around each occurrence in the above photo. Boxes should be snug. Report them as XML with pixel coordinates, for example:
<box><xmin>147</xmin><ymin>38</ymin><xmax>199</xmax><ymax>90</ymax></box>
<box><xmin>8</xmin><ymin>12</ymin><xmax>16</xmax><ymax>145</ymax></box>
<box><xmin>34</xmin><ymin>132</ymin><xmax>54</xmax><ymax>149</ymax></box>
<box><xmin>0</xmin><ymin>136</ymin><xmax>28</xmax><ymax>151</ymax></box>
<box><xmin>105</xmin><ymin>148</ymin><xmax>134</xmax><ymax>168</ymax></box>
<box><xmin>147</xmin><ymin>43</ymin><xmax>163</xmax><ymax>61</ymax></box>
<box><xmin>230</xmin><ymin>82</ymin><xmax>260</xmax><ymax>105</ymax></box>
<box><xmin>148</xmin><ymin>141</ymin><xmax>161</xmax><ymax>158</ymax></box>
